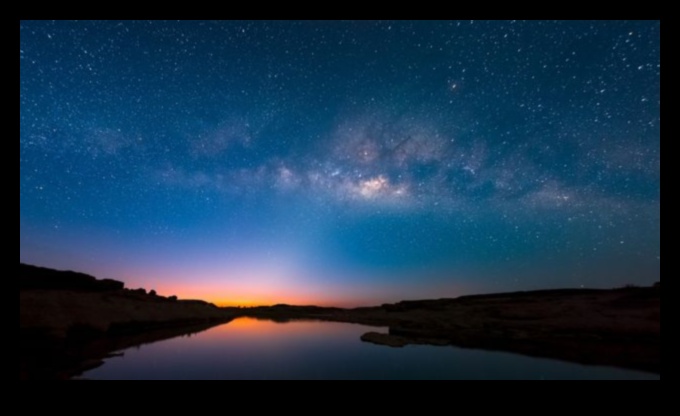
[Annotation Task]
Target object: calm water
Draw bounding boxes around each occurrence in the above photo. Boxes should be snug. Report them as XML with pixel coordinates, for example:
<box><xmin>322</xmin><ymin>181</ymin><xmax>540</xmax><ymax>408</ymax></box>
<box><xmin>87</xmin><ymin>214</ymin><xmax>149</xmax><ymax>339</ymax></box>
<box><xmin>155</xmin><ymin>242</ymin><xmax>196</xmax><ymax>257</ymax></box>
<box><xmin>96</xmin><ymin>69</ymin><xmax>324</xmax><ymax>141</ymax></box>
<box><xmin>83</xmin><ymin>318</ymin><xmax>658</xmax><ymax>380</ymax></box>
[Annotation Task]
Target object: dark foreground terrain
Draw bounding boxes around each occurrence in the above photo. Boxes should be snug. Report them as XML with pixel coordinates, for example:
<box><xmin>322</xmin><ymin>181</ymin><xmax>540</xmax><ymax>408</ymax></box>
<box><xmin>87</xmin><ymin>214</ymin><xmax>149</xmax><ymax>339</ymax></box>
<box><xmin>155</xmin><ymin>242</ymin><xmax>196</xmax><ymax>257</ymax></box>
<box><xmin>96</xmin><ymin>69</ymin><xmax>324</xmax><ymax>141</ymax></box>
<box><xmin>231</xmin><ymin>287</ymin><xmax>660</xmax><ymax>374</ymax></box>
<box><xmin>20</xmin><ymin>264</ymin><xmax>660</xmax><ymax>379</ymax></box>
<box><xmin>20</xmin><ymin>264</ymin><xmax>233</xmax><ymax>379</ymax></box>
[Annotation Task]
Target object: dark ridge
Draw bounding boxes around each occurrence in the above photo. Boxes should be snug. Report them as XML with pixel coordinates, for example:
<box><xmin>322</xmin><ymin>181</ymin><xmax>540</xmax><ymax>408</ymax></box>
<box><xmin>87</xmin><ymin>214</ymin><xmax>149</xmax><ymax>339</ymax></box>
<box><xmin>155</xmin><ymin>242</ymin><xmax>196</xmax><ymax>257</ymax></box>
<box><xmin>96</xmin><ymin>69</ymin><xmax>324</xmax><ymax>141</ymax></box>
<box><xmin>20</xmin><ymin>263</ymin><xmax>124</xmax><ymax>292</ymax></box>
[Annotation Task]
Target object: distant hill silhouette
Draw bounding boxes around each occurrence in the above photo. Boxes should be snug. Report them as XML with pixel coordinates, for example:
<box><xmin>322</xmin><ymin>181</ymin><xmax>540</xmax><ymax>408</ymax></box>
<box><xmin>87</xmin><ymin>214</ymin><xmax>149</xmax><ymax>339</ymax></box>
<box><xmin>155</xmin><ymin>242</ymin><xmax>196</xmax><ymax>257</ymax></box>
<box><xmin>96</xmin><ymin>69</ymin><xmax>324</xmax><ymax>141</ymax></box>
<box><xmin>20</xmin><ymin>263</ymin><xmax>124</xmax><ymax>292</ymax></box>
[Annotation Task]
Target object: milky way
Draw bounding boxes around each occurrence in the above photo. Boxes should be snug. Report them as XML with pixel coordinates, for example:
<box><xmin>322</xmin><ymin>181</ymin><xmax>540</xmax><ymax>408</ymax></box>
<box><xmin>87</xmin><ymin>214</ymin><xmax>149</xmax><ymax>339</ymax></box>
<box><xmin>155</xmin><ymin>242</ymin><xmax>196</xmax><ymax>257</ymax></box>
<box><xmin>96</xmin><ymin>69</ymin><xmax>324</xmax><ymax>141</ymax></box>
<box><xmin>20</xmin><ymin>20</ymin><xmax>660</xmax><ymax>306</ymax></box>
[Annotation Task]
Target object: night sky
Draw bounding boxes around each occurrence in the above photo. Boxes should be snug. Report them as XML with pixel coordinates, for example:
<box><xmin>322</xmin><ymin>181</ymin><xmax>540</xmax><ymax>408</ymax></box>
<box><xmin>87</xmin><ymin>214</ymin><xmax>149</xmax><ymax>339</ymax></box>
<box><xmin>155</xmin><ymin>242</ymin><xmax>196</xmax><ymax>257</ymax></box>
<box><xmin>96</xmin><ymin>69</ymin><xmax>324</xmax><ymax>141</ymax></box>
<box><xmin>20</xmin><ymin>20</ymin><xmax>660</xmax><ymax>306</ymax></box>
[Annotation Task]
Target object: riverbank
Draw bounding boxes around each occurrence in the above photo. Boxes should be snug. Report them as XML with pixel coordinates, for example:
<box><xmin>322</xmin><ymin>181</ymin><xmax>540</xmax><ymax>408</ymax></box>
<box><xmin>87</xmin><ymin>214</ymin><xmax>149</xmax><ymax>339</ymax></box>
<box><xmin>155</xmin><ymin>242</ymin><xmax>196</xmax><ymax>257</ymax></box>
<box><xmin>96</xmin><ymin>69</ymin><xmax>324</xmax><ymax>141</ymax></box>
<box><xmin>20</xmin><ymin>263</ymin><xmax>660</xmax><ymax>378</ymax></box>
<box><xmin>20</xmin><ymin>264</ymin><xmax>234</xmax><ymax>379</ymax></box>
<box><xmin>232</xmin><ymin>287</ymin><xmax>660</xmax><ymax>374</ymax></box>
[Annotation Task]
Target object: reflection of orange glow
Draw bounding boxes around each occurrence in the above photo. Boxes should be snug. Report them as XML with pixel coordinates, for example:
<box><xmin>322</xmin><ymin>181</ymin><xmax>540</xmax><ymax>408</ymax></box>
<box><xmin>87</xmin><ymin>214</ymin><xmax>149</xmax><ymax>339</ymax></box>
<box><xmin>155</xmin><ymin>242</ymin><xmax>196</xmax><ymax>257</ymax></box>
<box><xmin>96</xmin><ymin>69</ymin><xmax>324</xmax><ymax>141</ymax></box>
<box><xmin>208</xmin><ymin>317</ymin><xmax>374</xmax><ymax>336</ymax></box>
<box><xmin>196</xmin><ymin>317</ymin><xmax>387</xmax><ymax>344</ymax></box>
<box><xmin>222</xmin><ymin>317</ymin><xmax>261</xmax><ymax>330</ymax></box>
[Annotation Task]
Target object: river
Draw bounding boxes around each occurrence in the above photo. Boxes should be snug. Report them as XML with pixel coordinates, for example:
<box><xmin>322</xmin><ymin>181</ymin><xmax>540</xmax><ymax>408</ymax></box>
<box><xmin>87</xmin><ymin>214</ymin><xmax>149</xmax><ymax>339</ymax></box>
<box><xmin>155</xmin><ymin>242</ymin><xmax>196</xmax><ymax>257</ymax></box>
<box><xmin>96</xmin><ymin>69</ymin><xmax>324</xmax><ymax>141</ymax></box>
<box><xmin>82</xmin><ymin>317</ymin><xmax>658</xmax><ymax>380</ymax></box>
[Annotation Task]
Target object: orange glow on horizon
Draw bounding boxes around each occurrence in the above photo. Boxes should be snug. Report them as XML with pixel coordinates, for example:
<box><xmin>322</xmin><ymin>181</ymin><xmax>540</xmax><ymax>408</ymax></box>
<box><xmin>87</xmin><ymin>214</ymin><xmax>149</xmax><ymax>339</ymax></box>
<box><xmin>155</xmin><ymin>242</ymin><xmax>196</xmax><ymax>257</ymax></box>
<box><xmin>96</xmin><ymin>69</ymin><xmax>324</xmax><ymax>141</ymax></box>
<box><xmin>125</xmin><ymin>270</ymin><xmax>464</xmax><ymax>309</ymax></box>
<box><xmin>150</xmin><ymin>282</ymin><xmax>350</xmax><ymax>308</ymax></box>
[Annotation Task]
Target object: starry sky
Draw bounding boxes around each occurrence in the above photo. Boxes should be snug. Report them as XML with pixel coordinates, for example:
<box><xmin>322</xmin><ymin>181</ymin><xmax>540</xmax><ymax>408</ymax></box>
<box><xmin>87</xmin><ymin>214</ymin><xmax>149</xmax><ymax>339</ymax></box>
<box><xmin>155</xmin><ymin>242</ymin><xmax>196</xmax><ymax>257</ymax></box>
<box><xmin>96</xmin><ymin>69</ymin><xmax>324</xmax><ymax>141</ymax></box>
<box><xmin>20</xmin><ymin>20</ymin><xmax>660</xmax><ymax>306</ymax></box>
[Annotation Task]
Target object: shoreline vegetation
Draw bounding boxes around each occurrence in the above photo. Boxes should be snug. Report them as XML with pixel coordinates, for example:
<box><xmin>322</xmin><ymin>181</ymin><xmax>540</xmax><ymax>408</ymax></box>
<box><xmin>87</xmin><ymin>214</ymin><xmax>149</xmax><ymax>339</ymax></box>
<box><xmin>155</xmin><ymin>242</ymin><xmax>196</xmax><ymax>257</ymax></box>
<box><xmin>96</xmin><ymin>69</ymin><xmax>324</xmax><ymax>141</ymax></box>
<box><xmin>20</xmin><ymin>264</ymin><xmax>660</xmax><ymax>379</ymax></box>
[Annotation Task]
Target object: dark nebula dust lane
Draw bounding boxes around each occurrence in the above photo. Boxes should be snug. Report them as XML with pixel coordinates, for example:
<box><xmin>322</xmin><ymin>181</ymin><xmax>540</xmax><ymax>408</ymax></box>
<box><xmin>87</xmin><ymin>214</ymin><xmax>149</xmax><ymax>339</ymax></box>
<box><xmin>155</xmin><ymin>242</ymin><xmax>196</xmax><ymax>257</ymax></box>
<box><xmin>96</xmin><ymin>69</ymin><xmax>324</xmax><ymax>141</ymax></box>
<box><xmin>20</xmin><ymin>20</ymin><xmax>660</xmax><ymax>306</ymax></box>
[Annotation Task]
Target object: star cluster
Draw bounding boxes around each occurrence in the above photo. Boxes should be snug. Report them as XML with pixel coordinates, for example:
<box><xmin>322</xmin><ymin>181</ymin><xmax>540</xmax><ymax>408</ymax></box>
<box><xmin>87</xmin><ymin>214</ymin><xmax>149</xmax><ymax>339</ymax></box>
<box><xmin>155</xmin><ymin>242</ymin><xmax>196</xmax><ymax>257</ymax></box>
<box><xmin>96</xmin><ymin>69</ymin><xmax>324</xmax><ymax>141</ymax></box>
<box><xmin>20</xmin><ymin>21</ymin><xmax>660</xmax><ymax>306</ymax></box>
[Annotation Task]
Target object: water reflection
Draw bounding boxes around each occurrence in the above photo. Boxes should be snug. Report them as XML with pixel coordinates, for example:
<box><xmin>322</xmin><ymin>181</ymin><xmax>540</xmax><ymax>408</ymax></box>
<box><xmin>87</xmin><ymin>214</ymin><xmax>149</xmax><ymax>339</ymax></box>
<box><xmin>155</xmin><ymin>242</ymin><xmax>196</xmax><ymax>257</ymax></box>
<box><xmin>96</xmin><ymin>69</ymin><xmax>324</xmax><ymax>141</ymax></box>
<box><xmin>84</xmin><ymin>318</ymin><xmax>658</xmax><ymax>380</ymax></box>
